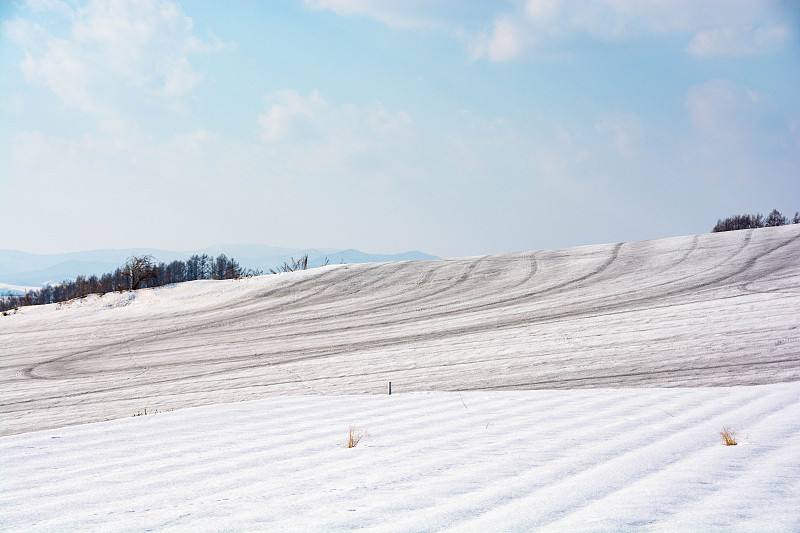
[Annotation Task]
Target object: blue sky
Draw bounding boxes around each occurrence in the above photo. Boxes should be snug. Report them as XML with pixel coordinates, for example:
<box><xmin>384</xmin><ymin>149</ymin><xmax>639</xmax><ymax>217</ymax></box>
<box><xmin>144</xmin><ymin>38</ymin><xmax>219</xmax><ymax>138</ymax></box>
<box><xmin>1</xmin><ymin>0</ymin><xmax>798</xmax><ymax>257</ymax></box>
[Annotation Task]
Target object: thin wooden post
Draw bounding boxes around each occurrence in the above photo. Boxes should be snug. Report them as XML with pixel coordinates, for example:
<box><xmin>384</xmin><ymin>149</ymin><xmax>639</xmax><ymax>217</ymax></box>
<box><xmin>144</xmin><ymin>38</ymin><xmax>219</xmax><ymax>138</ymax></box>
<box><xmin>388</xmin><ymin>381</ymin><xmax>392</xmax><ymax>395</ymax></box>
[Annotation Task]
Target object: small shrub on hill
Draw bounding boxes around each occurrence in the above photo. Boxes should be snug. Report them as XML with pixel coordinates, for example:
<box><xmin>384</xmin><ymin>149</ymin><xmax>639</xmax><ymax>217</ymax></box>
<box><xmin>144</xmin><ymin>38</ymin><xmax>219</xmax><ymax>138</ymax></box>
<box><xmin>348</xmin><ymin>426</ymin><xmax>367</xmax><ymax>448</ymax></box>
<box><xmin>720</xmin><ymin>426</ymin><xmax>737</xmax><ymax>446</ymax></box>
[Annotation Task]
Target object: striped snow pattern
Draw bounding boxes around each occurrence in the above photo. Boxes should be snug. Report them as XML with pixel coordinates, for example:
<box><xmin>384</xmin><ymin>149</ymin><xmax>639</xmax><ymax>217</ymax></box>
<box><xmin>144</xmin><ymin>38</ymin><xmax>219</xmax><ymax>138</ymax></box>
<box><xmin>1</xmin><ymin>385</ymin><xmax>799</xmax><ymax>532</ymax></box>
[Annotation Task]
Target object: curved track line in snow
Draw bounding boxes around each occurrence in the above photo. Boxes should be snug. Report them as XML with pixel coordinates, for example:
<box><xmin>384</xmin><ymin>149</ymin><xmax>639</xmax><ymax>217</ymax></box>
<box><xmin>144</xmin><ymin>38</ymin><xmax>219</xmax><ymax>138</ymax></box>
<box><xmin>1</xmin><ymin>225</ymin><xmax>799</xmax><ymax>435</ymax></box>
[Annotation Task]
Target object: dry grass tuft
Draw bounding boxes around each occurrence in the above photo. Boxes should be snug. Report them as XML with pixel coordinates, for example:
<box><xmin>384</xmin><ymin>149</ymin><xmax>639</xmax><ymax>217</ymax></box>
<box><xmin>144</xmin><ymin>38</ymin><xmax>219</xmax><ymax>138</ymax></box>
<box><xmin>348</xmin><ymin>426</ymin><xmax>366</xmax><ymax>448</ymax></box>
<box><xmin>720</xmin><ymin>426</ymin><xmax>737</xmax><ymax>446</ymax></box>
<box><xmin>133</xmin><ymin>407</ymin><xmax>159</xmax><ymax>417</ymax></box>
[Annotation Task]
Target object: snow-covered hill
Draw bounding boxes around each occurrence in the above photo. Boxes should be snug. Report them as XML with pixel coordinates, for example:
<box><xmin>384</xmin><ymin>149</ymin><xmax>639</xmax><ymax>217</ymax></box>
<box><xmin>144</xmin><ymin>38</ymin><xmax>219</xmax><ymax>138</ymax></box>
<box><xmin>2</xmin><ymin>225</ymin><xmax>799</xmax><ymax>437</ymax></box>
<box><xmin>1</xmin><ymin>225</ymin><xmax>799</xmax><ymax>531</ymax></box>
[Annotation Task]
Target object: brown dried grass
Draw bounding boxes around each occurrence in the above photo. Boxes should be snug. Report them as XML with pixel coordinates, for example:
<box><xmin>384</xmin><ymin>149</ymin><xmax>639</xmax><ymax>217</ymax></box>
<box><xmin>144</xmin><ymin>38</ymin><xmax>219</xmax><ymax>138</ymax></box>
<box><xmin>720</xmin><ymin>426</ymin><xmax>737</xmax><ymax>446</ymax></box>
<box><xmin>348</xmin><ymin>426</ymin><xmax>366</xmax><ymax>448</ymax></box>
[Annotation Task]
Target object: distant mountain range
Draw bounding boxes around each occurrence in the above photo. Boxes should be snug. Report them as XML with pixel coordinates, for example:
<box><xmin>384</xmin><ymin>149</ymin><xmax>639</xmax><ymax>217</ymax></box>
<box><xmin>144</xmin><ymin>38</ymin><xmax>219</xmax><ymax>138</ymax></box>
<box><xmin>0</xmin><ymin>246</ymin><xmax>438</xmax><ymax>291</ymax></box>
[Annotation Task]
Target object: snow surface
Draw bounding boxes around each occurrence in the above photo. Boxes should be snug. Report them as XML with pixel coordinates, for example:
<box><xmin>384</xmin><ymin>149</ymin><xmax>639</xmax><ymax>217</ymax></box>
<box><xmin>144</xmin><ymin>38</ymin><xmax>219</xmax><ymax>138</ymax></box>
<box><xmin>1</xmin><ymin>226</ymin><xmax>799</xmax><ymax>531</ymax></box>
<box><xmin>1</xmin><ymin>386</ymin><xmax>799</xmax><ymax>532</ymax></box>
<box><xmin>2</xmin><ymin>225</ymin><xmax>798</xmax><ymax>437</ymax></box>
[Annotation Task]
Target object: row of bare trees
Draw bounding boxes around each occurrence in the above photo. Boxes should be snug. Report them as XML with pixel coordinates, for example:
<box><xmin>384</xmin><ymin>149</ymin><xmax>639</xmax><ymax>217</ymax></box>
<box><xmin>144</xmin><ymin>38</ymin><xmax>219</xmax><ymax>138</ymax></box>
<box><xmin>1</xmin><ymin>253</ymin><xmax>261</xmax><ymax>313</ymax></box>
<box><xmin>713</xmin><ymin>209</ymin><xmax>799</xmax><ymax>232</ymax></box>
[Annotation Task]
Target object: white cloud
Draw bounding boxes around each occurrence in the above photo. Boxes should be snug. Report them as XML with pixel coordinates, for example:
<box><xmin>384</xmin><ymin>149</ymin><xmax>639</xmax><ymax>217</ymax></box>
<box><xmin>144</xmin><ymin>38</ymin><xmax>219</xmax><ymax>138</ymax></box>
<box><xmin>4</xmin><ymin>0</ymin><xmax>230</xmax><ymax>114</ymax></box>
<box><xmin>24</xmin><ymin>0</ymin><xmax>73</xmax><ymax>15</ymax></box>
<box><xmin>525</xmin><ymin>0</ymin><xmax>560</xmax><ymax>24</ymax></box>
<box><xmin>519</xmin><ymin>0</ymin><xmax>792</xmax><ymax>59</ymax></box>
<box><xmin>258</xmin><ymin>90</ymin><xmax>326</xmax><ymax>143</ymax></box>
<box><xmin>185</xmin><ymin>34</ymin><xmax>234</xmax><ymax>54</ymax></box>
<box><xmin>258</xmin><ymin>89</ymin><xmax>413</xmax><ymax>147</ymax></box>
<box><xmin>254</xmin><ymin>90</ymin><xmax>423</xmax><ymax>196</ymax></box>
<box><xmin>303</xmin><ymin>0</ymin><xmax>455</xmax><ymax>30</ymax></box>
<box><xmin>309</xmin><ymin>0</ymin><xmax>794</xmax><ymax>62</ymax></box>
<box><xmin>22</xmin><ymin>35</ymin><xmax>101</xmax><ymax>113</ymax></box>
<box><xmin>473</xmin><ymin>15</ymin><xmax>526</xmax><ymax>62</ymax></box>
<box><xmin>687</xmin><ymin>25</ymin><xmax>789</xmax><ymax>57</ymax></box>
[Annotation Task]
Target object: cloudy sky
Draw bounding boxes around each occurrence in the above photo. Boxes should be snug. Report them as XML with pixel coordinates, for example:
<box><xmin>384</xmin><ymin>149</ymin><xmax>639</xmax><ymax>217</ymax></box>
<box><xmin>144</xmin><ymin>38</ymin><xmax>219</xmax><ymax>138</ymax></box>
<box><xmin>1</xmin><ymin>0</ymin><xmax>798</xmax><ymax>257</ymax></box>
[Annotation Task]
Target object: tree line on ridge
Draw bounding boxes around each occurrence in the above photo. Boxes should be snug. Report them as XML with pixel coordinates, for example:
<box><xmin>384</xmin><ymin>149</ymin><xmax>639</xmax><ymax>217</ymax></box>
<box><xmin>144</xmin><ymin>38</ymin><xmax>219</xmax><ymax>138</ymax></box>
<box><xmin>1</xmin><ymin>253</ymin><xmax>259</xmax><ymax>313</ymax></box>
<box><xmin>712</xmin><ymin>209</ymin><xmax>799</xmax><ymax>232</ymax></box>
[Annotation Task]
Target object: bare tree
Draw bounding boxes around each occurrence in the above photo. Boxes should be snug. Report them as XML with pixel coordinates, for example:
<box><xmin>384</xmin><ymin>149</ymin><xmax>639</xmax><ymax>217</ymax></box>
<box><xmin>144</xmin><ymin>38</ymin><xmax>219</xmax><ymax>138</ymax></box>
<box><xmin>713</xmin><ymin>213</ymin><xmax>764</xmax><ymax>232</ymax></box>
<box><xmin>765</xmin><ymin>209</ymin><xmax>789</xmax><ymax>227</ymax></box>
<box><xmin>124</xmin><ymin>255</ymin><xmax>158</xmax><ymax>290</ymax></box>
<box><xmin>270</xmin><ymin>254</ymin><xmax>309</xmax><ymax>274</ymax></box>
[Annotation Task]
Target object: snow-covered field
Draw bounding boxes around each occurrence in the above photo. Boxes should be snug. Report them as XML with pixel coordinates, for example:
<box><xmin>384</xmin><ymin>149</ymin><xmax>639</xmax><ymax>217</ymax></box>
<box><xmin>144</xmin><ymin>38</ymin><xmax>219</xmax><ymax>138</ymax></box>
<box><xmin>1</xmin><ymin>225</ymin><xmax>799</xmax><ymax>531</ymax></box>
<box><xmin>1</xmin><ymin>385</ymin><xmax>799</xmax><ymax>532</ymax></box>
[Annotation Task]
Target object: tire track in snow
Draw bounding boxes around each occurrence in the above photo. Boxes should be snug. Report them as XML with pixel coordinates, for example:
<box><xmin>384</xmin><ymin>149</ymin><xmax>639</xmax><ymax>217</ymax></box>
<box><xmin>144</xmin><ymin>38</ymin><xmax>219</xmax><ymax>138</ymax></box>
<box><xmin>19</xmin><ymin>245</ymin><xmax>601</xmax><ymax>379</ymax></box>
<box><xmin>2</xmin><ymin>226</ymin><xmax>799</xmax><ymax>435</ymax></box>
